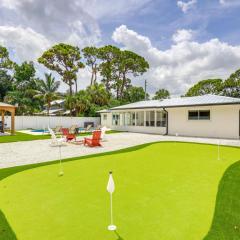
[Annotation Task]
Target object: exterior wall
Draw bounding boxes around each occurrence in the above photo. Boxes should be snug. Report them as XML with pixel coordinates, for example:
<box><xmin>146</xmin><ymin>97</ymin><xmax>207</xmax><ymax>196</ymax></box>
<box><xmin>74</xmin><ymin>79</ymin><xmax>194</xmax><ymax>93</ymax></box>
<box><xmin>167</xmin><ymin>105</ymin><xmax>240</xmax><ymax>139</ymax></box>
<box><xmin>111</xmin><ymin>125</ymin><xmax>166</xmax><ymax>134</ymax></box>
<box><xmin>4</xmin><ymin>116</ymin><xmax>100</xmax><ymax>130</ymax></box>
<box><xmin>100</xmin><ymin>113</ymin><xmax>112</xmax><ymax>128</ymax></box>
<box><xmin>102</xmin><ymin>109</ymin><xmax>167</xmax><ymax>135</ymax></box>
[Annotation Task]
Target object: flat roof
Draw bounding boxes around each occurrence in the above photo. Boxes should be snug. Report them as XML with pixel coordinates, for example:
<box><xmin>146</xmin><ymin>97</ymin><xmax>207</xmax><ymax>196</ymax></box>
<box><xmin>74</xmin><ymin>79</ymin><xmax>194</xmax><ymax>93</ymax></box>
<box><xmin>110</xmin><ymin>94</ymin><xmax>240</xmax><ymax>110</ymax></box>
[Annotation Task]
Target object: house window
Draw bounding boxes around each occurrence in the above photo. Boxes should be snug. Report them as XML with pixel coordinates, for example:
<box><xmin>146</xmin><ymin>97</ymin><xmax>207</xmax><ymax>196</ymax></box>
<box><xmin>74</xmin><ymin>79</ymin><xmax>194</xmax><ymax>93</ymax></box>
<box><xmin>199</xmin><ymin>110</ymin><xmax>210</xmax><ymax>120</ymax></box>
<box><xmin>188</xmin><ymin>110</ymin><xmax>210</xmax><ymax>120</ymax></box>
<box><xmin>136</xmin><ymin>112</ymin><xmax>144</xmax><ymax>126</ymax></box>
<box><xmin>103</xmin><ymin>114</ymin><xmax>107</xmax><ymax>120</ymax></box>
<box><xmin>156</xmin><ymin>111</ymin><xmax>166</xmax><ymax>127</ymax></box>
<box><xmin>146</xmin><ymin>111</ymin><xmax>155</xmax><ymax>126</ymax></box>
<box><xmin>112</xmin><ymin>114</ymin><xmax>120</xmax><ymax>125</ymax></box>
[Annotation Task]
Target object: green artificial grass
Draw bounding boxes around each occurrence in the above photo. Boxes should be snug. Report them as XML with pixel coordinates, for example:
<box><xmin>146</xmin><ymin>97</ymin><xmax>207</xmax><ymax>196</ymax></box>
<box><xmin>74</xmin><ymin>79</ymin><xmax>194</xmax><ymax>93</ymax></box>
<box><xmin>0</xmin><ymin>132</ymin><xmax>50</xmax><ymax>143</ymax></box>
<box><xmin>204</xmin><ymin>160</ymin><xmax>240</xmax><ymax>240</ymax></box>
<box><xmin>0</xmin><ymin>130</ymin><xmax>121</xmax><ymax>144</ymax></box>
<box><xmin>0</xmin><ymin>142</ymin><xmax>239</xmax><ymax>240</ymax></box>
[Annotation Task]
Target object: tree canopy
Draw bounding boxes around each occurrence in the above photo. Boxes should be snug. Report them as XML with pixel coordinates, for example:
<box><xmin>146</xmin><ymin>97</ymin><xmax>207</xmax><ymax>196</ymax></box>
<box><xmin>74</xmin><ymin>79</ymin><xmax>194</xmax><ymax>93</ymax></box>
<box><xmin>185</xmin><ymin>79</ymin><xmax>223</xmax><ymax>97</ymax></box>
<box><xmin>153</xmin><ymin>89</ymin><xmax>170</xmax><ymax>100</ymax></box>
<box><xmin>38</xmin><ymin>43</ymin><xmax>84</xmax><ymax>95</ymax></box>
<box><xmin>222</xmin><ymin>69</ymin><xmax>240</xmax><ymax>98</ymax></box>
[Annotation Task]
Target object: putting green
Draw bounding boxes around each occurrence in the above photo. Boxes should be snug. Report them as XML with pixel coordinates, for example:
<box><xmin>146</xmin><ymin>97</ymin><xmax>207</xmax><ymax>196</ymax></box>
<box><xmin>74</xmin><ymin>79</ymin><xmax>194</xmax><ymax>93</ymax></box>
<box><xmin>0</xmin><ymin>142</ymin><xmax>239</xmax><ymax>240</ymax></box>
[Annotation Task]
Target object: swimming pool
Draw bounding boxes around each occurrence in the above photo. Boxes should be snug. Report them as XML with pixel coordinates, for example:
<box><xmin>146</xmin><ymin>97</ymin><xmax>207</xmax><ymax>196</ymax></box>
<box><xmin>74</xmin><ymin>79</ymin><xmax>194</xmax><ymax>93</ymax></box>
<box><xmin>31</xmin><ymin>129</ymin><xmax>49</xmax><ymax>133</ymax></box>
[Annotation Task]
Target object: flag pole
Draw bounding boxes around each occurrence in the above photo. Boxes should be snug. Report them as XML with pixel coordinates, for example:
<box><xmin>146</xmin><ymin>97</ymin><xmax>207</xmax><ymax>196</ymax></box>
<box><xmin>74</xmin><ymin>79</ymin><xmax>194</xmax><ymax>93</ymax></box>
<box><xmin>110</xmin><ymin>192</ymin><xmax>113</xmax><ymax>225</ymax></box>
<box><xmin>107</xmin><ymin>171</ymin><xmax>116</xmax><ymax>231</ymax></box>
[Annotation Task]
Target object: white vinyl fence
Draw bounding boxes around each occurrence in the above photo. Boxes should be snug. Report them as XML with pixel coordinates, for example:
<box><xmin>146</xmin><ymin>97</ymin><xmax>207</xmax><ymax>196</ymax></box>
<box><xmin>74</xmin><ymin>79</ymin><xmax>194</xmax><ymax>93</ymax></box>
<box><xmin>4</xmin><ymin>116</ymin><xmax>100</xmax><ymax>130</ymax></box>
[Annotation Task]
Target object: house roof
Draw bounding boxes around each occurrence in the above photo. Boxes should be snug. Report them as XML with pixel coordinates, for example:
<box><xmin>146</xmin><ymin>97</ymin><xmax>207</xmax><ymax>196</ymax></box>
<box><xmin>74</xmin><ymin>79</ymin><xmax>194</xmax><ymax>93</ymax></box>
<box><xmin>110</xmin><ymin>94</ymin><xmax>240</xmax><ymax>110</ymax></box>
<box><xmin>96</xmin><ymin>109</ymin><xmax>112</xmax><ymax>113</ymax></box>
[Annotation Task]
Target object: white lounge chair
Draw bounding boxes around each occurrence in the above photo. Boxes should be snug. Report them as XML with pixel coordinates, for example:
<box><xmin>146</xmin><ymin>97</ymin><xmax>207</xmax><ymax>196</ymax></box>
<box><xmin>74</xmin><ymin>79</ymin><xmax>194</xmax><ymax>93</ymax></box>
<box><xmin>48</xmin><ymin>127</ymin><xmax>67</xmax><ymax>147</ymax></box>
<box><xmin>101</xmin><ymin>126</ymin><xmax>107</xmax><ymax>142</ymax></box>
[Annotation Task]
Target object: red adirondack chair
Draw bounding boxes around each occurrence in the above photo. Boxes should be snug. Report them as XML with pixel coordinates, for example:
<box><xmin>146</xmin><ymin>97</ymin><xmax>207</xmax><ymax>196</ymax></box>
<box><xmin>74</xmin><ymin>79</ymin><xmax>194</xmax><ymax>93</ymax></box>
<box><xmin>84</xmin><ymin>130</ymin><xmax>102</xmax><ymax>147</ymax></box>
<box><xmin>61</xmin><ymin>128</ymin><xmax>76</xmax><ymax>142</ymax></box>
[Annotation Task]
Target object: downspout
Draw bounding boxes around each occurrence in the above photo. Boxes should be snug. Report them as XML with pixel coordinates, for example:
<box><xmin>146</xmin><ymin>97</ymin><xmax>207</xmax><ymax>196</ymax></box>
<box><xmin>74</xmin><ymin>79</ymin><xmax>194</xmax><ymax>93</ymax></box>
<box><xmin>163</xmin><ymin>108</ymin><xmax>168</xmax><ymax>135</ymax></box>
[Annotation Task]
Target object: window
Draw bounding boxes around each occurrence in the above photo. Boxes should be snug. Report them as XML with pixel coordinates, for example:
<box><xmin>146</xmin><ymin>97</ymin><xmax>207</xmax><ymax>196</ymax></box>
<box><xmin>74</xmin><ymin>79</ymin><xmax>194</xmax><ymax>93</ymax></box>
<box><xmin>103</xmin><ymin>114</ymin><xmax>107</xmax><ymax>120</ymax></box>
<box><xmin>188</xmin><ymin>111</ymin><xmax>199</xmax><ymax>120</ymax></box>
<box><xmin>112</xmin><ymin>114</ymin><xmax>120</xmax><ymax>125</ymax></box>
<box><xmin>146</xmin><ymin>111</ymin><xmax>155</xmax><ymax>126</ymax></box>
<box><xmin>156</xmin><ymin>111</ymin><xmax>166</xmax><ymax>127</ymax></box>
<box><xmin>136</xmin><ymin>112</ymin><xmax>144</xmax><ymax>126</ymax></box>
<box><xmin>188</xmin><ymin>110</ymin><xmax>210</xmax><ymax>120</ymax></box>
<box><xmin>199</xmin><ymin>110</ymin><xmax>210</xmax><ymax>120</ymax></box>
<box><xmin>124</xmin><ymin>112</ymin><xmax>131</xmax><ymax>126</ymax></box>
<box><xmin>131</xmin><ymin>112</ymin><xmax>136</xmax><ymax>126</ymax></box>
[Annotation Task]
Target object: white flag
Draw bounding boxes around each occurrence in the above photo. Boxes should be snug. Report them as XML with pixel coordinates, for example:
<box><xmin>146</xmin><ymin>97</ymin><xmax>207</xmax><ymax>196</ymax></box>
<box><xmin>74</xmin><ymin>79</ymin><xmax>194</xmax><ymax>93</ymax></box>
<box><xmin>107</xmin><ymin>173</ymin><xmax>115</xmax><ymax>194</ymax></box>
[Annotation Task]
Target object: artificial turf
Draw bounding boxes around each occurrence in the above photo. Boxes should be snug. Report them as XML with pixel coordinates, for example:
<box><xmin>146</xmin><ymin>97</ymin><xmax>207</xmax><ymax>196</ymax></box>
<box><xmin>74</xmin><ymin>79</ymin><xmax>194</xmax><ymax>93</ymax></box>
<box><xmin>204</xmin><ymin>160</ymin><xmax>240</xmax><ymax>239</ymax></box>
<box><xmin>0</xmin><ymin>142</ymin><xmax>239</xmax><ymax>240</ymax></box>
<box><xmin>0</xmin><ymin>130</ymin><xmax>120</xmax><ymax>143</ymax></box>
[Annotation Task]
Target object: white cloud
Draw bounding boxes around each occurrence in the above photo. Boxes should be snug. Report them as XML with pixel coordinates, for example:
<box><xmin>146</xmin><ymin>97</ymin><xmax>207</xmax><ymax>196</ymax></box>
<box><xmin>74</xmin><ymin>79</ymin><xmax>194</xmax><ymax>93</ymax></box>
<box><xmin>0</xmin><ymin>25</ymin><xmax>51</xmax><ymax>61</ymax></box>
<box><xmin>219</xmin><ymin>0</ymin><xmax>240</xmax><ymax>6</ymax></box>
<box><xmin>112</xmin><ymin>25</ymin><xmax>240</xmax><ymax>95</ymax></box>
<box><xmin>172</xmin><ymin>29</ymin><xmax>193</xmax><ymax>43</ymax></box>
<box><xmin>177</xmin><ymin>0</ymin><xmax>197</xmax><ymax>13</ymax></box>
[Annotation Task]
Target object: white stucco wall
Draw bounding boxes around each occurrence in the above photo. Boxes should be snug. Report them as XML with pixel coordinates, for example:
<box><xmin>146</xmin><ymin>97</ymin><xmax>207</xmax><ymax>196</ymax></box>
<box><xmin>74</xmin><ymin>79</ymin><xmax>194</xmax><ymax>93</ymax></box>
<box><xmin>4</xmin><ymin>116</ymin><xmax>100</xmax><ymax>130</ymax></box>
<box><xmin>100</xmin><ymin>113</ymin><xmax>112</xmax><ymax>128</ymax></box>
<box><xmin>167</xmin><ymin>105</ymin><xmax>240</xmax><ymax>139</ymax></box>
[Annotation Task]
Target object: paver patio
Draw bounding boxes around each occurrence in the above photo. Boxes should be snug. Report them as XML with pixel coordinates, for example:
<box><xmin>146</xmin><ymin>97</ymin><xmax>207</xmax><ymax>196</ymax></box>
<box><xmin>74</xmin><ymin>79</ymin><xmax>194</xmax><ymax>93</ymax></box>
<box><xmin>0</xmin><ymin>132</ymin><xmax>239</xmax><ymax>168</ymax></box>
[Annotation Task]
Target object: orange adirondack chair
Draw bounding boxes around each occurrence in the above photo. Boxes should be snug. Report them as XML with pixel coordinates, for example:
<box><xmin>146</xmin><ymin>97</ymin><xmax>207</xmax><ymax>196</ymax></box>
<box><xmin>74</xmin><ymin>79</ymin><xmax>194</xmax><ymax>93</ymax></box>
<box><xmin>61</xmin><ymin>128</ymin><xmax>76</xmax><ymax>142</ymax></box>
<box><xmin>84</xmin><ymin>130</ymin><xmax>102</xmax><ymax>147</ymax></box>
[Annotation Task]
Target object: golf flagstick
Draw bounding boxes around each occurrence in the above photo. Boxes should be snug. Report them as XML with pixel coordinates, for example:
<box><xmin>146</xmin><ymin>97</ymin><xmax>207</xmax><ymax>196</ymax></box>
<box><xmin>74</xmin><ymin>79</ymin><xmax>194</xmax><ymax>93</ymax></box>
<box><xmin>107</xmin><ymin>171</ymin><xmax>116</xmax><ymax>231</ymax></box>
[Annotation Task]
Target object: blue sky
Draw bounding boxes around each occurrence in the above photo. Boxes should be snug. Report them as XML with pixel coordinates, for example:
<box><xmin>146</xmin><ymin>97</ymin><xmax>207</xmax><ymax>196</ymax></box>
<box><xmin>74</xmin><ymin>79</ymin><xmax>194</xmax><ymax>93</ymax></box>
<box><xmin>0</xmin><ymin>0</ymin><xmax>240</xmax><ymax>95</ymax></box>
<box><xmin>100</xmin><ymin>0</ymin><xmax>240</xmax><ymax>47</ymax></box>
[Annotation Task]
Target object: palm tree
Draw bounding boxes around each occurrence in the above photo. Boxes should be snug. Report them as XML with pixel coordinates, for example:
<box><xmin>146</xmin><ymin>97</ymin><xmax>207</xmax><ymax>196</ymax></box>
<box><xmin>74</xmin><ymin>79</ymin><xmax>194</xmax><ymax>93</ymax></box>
<box><xmin>86</xmin><ymin>83</ymin><xmax>109</xmax><ymax>106</ymax></box>
<box><xmin>65</xmin><ymin>91</ymin><xmax>90</xmax><ymax>116</ymax></box>
<box><xmin>35</xmin><ymin>73</ymin><xmax>60</xmax><ymax>115</ymax></box>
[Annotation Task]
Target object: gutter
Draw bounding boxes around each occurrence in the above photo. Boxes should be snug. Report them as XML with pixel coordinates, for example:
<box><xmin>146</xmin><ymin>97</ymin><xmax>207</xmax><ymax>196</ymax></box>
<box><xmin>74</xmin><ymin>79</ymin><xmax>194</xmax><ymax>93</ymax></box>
<box><xmin>163</xmin><ymin>107</ymin><xmax>168</xmax><ymax>135</ymax></box>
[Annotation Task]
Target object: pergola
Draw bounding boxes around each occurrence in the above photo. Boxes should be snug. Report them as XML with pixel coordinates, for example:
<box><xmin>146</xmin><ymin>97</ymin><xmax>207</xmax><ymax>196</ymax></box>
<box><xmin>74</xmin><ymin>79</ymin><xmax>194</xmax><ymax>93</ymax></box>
<box><xmin>0</xmin><ymin>102</ymin><xmax>16</xmax><ymax>135</ymax></box>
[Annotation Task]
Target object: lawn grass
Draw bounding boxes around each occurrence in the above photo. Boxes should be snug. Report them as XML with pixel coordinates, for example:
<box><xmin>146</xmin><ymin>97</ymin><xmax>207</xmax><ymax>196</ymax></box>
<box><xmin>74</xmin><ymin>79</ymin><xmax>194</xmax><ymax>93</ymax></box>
<box><xmin>0</xmin><ymin>142</ymin><xmax>239</xmax><ymax>240</ymax></box>
<box><xmin>204</xmin><ymin>160</ymin><xmax>240</xmax><ymax>239</ymax></box>
<box><xmin>0</xmin><ymin>130</ymin><xmax>120</xmax><ymax>144</ymax></box>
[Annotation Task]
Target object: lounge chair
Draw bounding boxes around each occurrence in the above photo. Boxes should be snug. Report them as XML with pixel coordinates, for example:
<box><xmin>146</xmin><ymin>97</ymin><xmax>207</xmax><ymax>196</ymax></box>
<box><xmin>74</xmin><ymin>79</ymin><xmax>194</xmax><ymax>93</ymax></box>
<box><xmin>84</xmin><ymin>130</ymin><xmax>102</xmax><ymax>147</ymax></box>
<box><xmin>61</xmin><ymin>128</ymin><xmax>76</xmax><ymax>142</ymax></box>
<box><xmin>54</xmin><ymin>126</ymin><xmax>62</xmax><ymax>134</ymax></box>
<box><xmin>48</xmin><ymin>127</ymin><xmax>67</xmax><ymax>147</ymax></box>
<box><xmin>101</xmin><ymin>126</ymin><xmax>107</xmax><ymax>141</ymax></box>
<box><xmin>79</xmin><ymin>124</ymin><xmax>93</xmax><ymax>133</ymax></box>
<box><xmin>69</xmin><ymin>124</ymin><xmax>78</xmax><ymax>134</ymax></box>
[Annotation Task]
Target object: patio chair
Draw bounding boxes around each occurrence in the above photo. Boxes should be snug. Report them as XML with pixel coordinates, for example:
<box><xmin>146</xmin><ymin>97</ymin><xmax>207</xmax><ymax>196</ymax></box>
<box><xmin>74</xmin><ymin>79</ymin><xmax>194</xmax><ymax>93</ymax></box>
<box><xmin>84</xmin><ymin>130</ymin><xmax>102</xmax><ymax>147</ymax></box>
<box><xmin>101</xmin><ymin>126</ymin><xmax>107</xmax><ymax>141</ymax></box>
<box><xmin>61</xmin><ymin>128</ymin><xmax>76</xmax><ymax>142</ymax></box>
<box><xmin>69</xmin><ymin>124</ymin><xmax>78</xmax><ymax>134</ymax></box>
<box><xmin>54</xmin><ymin>126</ymin><xmax>62</xmax><ymax>134</ymax></box>
<box><xmin>79</xmin><ymin>124</ymin><xmax>93</xmax><ymax>133</ymax></box>
<box><xmin>48</xmin><ymin>127</ymin><xmax>67</xmax><ymax>147</ymax></box>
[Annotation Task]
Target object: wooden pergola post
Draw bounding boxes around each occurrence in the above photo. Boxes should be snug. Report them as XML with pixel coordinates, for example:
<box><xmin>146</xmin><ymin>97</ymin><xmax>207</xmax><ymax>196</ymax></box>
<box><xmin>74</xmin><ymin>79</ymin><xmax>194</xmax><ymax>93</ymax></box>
<box><xmin>11</xmin><ymin>109</ymin><xmax>15</xmax><ymax>135</ymax></box>
<box><xmin>1</xmin><ymin>110</ymin><xmax>5</xmax><ymax>133</ymax></box>
<box><xmin>0</xmin><ymin>102</ymin><xmax>16</xmax><ymax>135</ymax></box>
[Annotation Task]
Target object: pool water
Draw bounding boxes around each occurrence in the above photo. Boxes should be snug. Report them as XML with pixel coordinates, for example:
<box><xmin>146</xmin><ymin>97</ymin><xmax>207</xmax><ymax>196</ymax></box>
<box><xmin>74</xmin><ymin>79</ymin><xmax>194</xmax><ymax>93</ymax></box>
<box><xmin>31</xmin><ymin>129</ymin><xmax>49</xmax><ymax>133</ymax></box>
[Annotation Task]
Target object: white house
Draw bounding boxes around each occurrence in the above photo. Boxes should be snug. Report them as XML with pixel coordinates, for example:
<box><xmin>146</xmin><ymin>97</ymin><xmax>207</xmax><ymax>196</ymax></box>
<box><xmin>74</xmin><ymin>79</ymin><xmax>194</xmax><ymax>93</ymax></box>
<box><xmin>99</xmin><ymin>94</ymin><xmax>240</xmax><ymax>139</ymax></box>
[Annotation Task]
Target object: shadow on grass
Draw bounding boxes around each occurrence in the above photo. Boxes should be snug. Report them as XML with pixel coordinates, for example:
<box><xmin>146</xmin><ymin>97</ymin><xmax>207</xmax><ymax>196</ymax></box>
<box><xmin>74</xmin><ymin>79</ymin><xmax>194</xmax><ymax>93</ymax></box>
<box><xmin>204</xmin><ymin>160</ymin><xmax>240</xmax><ymax>240</ymax></box>
<box><xmin>114</xmin><ymin>230</ymin><xmax>124</xmax><ymax>240</ymax></box>
<box><xmin>0</xmin><ymin>210</ymin><xmax>17</xmax><ymax>240</ymax></box>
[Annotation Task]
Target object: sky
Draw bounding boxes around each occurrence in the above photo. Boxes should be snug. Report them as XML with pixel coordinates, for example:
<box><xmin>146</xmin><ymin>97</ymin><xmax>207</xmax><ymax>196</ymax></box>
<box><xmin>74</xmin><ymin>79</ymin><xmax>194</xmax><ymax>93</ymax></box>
<box><xmin>0</xmin><ymin>0</ymin><xmax>240</xmax><ymax>95</ymax></box>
